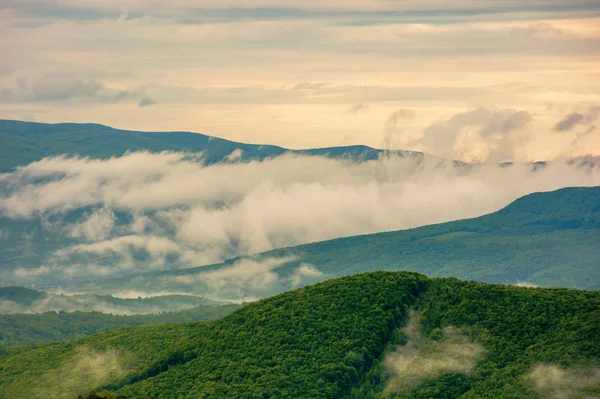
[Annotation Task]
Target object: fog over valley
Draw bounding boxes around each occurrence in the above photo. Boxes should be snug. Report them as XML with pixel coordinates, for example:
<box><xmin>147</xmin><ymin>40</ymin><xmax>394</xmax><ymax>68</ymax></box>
<box><xmin>1</xmin><ymin>150</ymin><xmax>598</xmax><ymax>289</ymax></box>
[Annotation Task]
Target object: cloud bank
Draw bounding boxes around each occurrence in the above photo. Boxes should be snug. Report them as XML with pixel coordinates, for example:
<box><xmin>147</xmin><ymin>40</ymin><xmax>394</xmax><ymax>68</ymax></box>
<box><xmin>1</xmin><ymin>151</ymin><xmax>599</xmax><ymax>285</ymax></box>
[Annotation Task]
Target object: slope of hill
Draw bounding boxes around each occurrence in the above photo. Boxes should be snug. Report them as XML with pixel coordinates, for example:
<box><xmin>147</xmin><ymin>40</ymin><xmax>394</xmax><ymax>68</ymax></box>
<box><xmin>91</xmin><ymin>186</ymin><xmax>600</xmax><ymax>297</ymax></box>
<box><xmin>0</xmin><ymin>286</ymin><xmax>224</xmax><ymax>315</ymax></box>
<box><xmin>0</xmin><ymin>303</ymin><xmax>241</xmax><ymax>349</ymax></box>
<box><xmin>1</xmin><ymin>272</ymin><xmax>598</xmax><ymax>399</ymax></box>
<box><xmin>0</xmin><ymin>119</ymin><xmax>426</xmax><ymax>172</ymax></box>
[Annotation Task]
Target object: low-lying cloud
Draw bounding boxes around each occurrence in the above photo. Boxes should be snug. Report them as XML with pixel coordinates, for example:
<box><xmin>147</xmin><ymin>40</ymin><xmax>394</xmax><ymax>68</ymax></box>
<box><xmin>384</xmin><ymin>311</ymin><xmax>485</xmax><ymax>395</ymax></box>
<box><xmin>0</xmin><ymin>291</ymin><xmax>214</xmax><ymax>315</ymax></box>
<box><xmin>525</xmin><ymin>364</ymin><xmax>600</xmax><ymax>399</ymax></box>
<box><xmin>1</xmin><ymin>151</ymin><xmax>599</xmax><ymax>285</ymax></box>
<box><xmin>170</xmin><ymin>256</ymin><xmax>323</xmax><ymax>301</ymax></box>
<box><xmin>31</xmin><ymin>347</ymin><xmax>126</xmax><ymax>399</ymax></box>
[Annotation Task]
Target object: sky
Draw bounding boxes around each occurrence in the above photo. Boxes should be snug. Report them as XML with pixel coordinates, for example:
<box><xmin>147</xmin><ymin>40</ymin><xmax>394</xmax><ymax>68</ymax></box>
<box><xmin>1</xmin><ymin>0</ymin><xmax>600</xmax><ymax>161</ymax></box>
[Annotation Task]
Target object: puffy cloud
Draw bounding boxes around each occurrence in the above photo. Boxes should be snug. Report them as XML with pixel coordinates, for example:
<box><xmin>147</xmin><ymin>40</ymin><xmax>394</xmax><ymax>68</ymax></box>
<box><xmin>289</xmin><ymin>263</ymin><xmax>323</xmax><ymax>287</ymax></box>
<box><xmin>417</xmin><ymin>107</ymin><xmax>532</xmax><ymax>162</ymax></box>
<box><xmin>56</xmin><ymin>235</ymin><xmax>182</xmax><ymax>271</ymax></box>
<box><xmin>67</xmin><ymin>207</ymin><xmax>116</xmax><ymax>242</ymax></box>
<box><xmin>169</xmin><ymin>256</ymin><xmax>319</xmax><ymax>300</ymax></box>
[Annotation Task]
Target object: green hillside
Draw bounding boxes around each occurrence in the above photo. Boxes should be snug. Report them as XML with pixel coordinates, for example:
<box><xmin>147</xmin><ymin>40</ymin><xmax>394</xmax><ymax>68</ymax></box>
<box><xmin>0</xmin><ymin>286</ymin><xmax>223</xmax><ymax>315</ymax></box>
<box><xmin>95</xmin><ymin>186</ymin><xmax>600</xmax><ymax>295</ymax></box>
<box><xmin>1</xmin><ymin>272</ymin><xmax>598</xmax><ymax>399</ymax></box>
<box><xmin>268</xmin><ymin>185</ymin><xmax>600</xmax><ymax>288</ymax></box>
<box><xmin>0</xmin><ymin>303</ymin><xmax>241</xmax><ymax>349</ymax></box>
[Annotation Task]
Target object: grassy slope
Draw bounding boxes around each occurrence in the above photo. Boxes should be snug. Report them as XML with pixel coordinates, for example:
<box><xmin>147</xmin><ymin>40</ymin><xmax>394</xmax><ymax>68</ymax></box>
<box><xmin>1</xmin><ymin>271</ymin><xmax>598</xmax><ymax>399</ymax></box>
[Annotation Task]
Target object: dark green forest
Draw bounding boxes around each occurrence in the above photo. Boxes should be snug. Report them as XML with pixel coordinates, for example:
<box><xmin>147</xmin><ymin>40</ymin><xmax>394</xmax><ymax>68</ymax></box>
<box><xmin>0</xmin><ymin>303</ymin><xmax>241</xmax><ymax>349</ymax></box>
<box><xmin>1</xmin><ymin>271</ymin><xmax>598</xmax><ymax>399</ymax></box>
<box><xmin>0</xmin><ymin>285</ymin><xmax>224</xmax><ymax>314</ymax></box>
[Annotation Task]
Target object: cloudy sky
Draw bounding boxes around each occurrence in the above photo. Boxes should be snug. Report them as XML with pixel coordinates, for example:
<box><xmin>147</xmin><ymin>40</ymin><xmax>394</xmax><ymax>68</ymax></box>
<box><xmin>1</xmin><ymin>0</ymin><xmax>600</xmax><ymax>161</ymax></box>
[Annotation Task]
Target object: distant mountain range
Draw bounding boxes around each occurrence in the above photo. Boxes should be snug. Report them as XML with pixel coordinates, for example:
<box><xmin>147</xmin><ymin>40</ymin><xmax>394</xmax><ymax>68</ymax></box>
<box><xmin>2</xmin><ymin>271</ymin><xmax>598</xmax><ymax>398</ymax></box>
<box><xmin>0</xmin><ymin>285</ymin><xmax>222</xmax><ymax>315</ymax></box>
<box><xmin>85</xmin><ymin>186</ymin><xmax>600</xmax><ymax>297</ymax></box>
<box><xmin>0</xmin><ymin>119</ymin><xmax>433</xmax><ymax>172</ymax></box>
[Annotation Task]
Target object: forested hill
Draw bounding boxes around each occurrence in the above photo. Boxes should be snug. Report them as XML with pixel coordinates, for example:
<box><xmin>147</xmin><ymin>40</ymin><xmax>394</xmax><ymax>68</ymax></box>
<box><xmin>0</xmin><ymin>119</ymin><xmax>426</xmax><ymax>172</ymax></box>
<box><xmin>0</xmin><ymin>286</ymin><xmax>223</xmax><ymax>315</ymax></box>
<box><xmin>0</xmin><ymin>303</ymin><xmax>241</xmax><ymax>349</ymax></box>
<box><xmin>1</xmin><ymin>271</ymin><xmax>598</xmax><ymax>399</ymax></box>
<box><xmin>105</xmin><ymin>186</ymin><xmax>600</xmax><ymax>295</ymax></box>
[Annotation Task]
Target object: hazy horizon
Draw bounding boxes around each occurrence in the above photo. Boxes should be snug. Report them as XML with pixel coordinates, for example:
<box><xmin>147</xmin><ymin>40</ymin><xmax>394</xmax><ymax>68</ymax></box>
<box><xmin>1</xmin><ymin>1</ymin><xmax>599</xmax><ymax>162</ymax></box>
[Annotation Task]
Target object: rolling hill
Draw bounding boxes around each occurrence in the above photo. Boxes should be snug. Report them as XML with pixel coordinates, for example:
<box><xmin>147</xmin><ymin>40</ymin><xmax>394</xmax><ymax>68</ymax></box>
<box><xmin>0</xmin><ymin>286</ymin><xmax>222</xmax><ymax>315</ymax></box>
<box><xmin>87</xmin><ymin>186</ymin><xmax>600</xmax><ymax>299</ymax></box>
<box><xmin>1</xmin><ymin>271</ymin><xmax>598</xmax><ymax>399</ymax></box>
<box><xmin>0</xmin><ymin>302</ymin><xmax>241</xmax><ymax>349</ymax></box>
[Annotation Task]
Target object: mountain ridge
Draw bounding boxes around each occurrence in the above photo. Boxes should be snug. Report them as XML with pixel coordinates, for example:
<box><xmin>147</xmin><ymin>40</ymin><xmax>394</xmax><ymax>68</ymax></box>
<box><xmin>0</xmin><ymin>119</ymin><xmax>430</xmax><ymax>172</ymax></box>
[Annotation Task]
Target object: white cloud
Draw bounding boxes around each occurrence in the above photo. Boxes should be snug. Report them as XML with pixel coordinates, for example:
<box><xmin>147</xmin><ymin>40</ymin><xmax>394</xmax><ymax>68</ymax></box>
<box><xmin>225</xmin><ymin>148</ymin><xmax>243</xmax><ymax>161</ymax></box>
<box><xmin>13</xmin><ymin>266</ymin><xmax>52</xmax><ymax>278</ymax></box>
<box><xmin>32</xmin><ymin>347</ymin><xmax>125</xmax><ymax>399</ymax></box>
<box><xmin>67</xmin><ymin>207</ymin><xmax>116</xmax><ymax>242</ymax></box>
<box><xmin>171</xmin><ymin>256</ymin><xmax>305</xmax><ymax>299</ymax></box>
<box><xmin>289</xmin><ymin>263</ymin><xmax>323</xmax><ymax>287</ymax></box>
<box><xmin>514</xmin><ymin>281</ymin><xmax>539</xmax><ymax>288</ymax></box>
<box><xmin>384</xmin><ymin>311</ymin><xmax>485</xmax><ymax>395</ymax></box>
<box><xmin>525</xmin><ymin>364</ymin><xmax>600</xmax><ymax>399</ymax></box>
<box><xmin>1</xmin><ymin>151</ymin><xmax>599</xmax><ymax>282</ymax></box>
<box><xmin>416</xmin><ymin>107</ymin><xmax>533</xmax><ymax>162</ymax></box>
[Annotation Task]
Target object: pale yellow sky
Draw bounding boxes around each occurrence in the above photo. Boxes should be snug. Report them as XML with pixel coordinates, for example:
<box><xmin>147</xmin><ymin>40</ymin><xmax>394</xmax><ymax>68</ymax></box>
<box><xmin>1</xmin><ymin>1</ymin><xmax>599</xmax><ymax>161</ymax></box>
